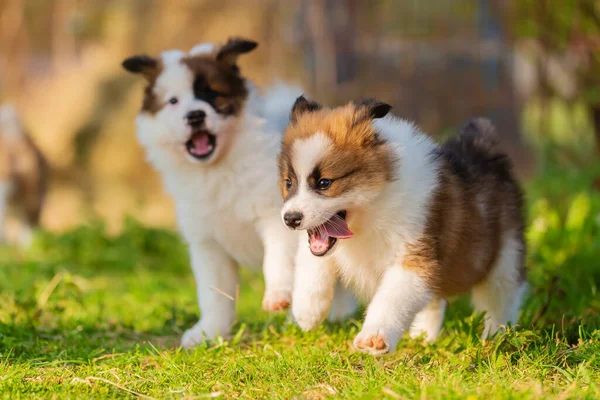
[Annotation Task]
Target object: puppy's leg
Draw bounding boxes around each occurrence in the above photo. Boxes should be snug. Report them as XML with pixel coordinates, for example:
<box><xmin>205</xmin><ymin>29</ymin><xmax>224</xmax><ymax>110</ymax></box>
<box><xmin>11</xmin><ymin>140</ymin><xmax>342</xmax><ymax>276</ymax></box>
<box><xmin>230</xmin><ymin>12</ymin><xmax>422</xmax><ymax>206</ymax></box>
<box><xmin>258</xmin><ymin>218</ymin><xmax>295</xmax><ymax>312</ymax></box>
<box><xmin>409</xmin><ymin>298</ymin><xmax>446</xmax><ymax>343</ymax></box>
<box><xmin>182</xmin><ymin>240</ymin><xmax>239</xmax><ymax>348</ymax></box>
<box><xmin>0</xmin><ymin>180</ymin><xmax>10</xmax><ymax>243</ymax></box>
<box><xmin>327</xmin><ymin>280</ymin><xmax>358</xmax><ymax>322</ymax></box>
<box><xmin>471</xmin><ymin>232</ymin><xmax>527</xmax><ymax>338</ymax></box>
<box><xmin>354</xmin><ymin>266</ymin><xmax>432</xmax><ymax>355</ymax></box>
<box><xmin>292</xmin><ymin>241</ymin><xmax>337</xmax><ymax>331</ymax></box>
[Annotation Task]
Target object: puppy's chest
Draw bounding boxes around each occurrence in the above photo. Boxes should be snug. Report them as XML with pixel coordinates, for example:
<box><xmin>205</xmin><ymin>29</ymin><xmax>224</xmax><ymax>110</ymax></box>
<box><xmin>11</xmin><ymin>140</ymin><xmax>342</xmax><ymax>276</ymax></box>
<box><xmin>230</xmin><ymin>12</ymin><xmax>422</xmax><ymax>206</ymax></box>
<box><xmin>211</xmin><ymin>215</ymin><xmax>264</xmax><ymax>266</ymax></box>
<box><xmin>335</xmin><ymin>236</ymin><xmax>401</xmax><ymax>301</ymax></box>
<box><xmin>173</xmin><ymin>180</ymin><xmax>265</xmax><ymax>267</ymax></box>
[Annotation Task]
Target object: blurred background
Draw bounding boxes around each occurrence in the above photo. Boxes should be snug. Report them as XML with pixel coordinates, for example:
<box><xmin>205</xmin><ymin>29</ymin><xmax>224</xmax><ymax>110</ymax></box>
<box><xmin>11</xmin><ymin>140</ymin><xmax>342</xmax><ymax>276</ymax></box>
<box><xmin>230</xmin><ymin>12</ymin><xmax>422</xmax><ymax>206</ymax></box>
<box><xmin>0</xmin><ymin>0</ymin><xmax>598</xmax><ymax>233</ymax></box>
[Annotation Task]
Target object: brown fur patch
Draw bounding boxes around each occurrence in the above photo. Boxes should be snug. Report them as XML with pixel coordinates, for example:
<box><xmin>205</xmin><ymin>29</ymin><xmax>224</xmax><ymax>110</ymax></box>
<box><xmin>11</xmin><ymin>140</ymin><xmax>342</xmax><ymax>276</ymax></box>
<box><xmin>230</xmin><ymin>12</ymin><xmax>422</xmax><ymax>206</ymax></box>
<box><xmin>141</xmin><ymin>60</ymin><xmax>164</xmax><ymax>115</ymax></box>
<box><xmin>278</xmin><ymin>102</ymin><xmax>396</xmax><ymax>200</ymax></box>
<box><xmin>181</xmin><ymin>54</ymin><xmax>248</xmax><ymax>116</ymax></box>
<box><xmin>403</xmin><ymin>119</ymin><xmax>526</xmax><ymax>297</ymax></box>
<box><xmin>0</xmin><ymin>124</ymin><xmax>47</xmax><ymax>225</ymax></box>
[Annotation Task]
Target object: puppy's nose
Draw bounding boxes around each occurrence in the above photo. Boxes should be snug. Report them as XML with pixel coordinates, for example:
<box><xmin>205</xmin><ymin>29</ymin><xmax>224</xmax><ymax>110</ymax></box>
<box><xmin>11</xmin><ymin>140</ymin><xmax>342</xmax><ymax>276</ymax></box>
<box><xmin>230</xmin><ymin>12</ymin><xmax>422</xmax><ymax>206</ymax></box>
<box><xmin>186</xmin><ymin>110</ymin><xmax>206</xmax><ymax>126</ymax></box>
<box><xmin>283</xmin><ymin>212</ymin><xmax>303</xmax><ymax>229</ymax></box>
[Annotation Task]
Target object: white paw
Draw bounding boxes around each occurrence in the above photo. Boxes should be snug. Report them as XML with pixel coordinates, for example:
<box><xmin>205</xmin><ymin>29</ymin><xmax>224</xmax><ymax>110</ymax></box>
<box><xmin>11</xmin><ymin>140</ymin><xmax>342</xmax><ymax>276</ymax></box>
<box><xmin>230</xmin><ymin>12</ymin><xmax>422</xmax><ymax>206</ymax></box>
<box><xmin>292</xmin><ymin>294</ymin><xmax>331</xmax><ymax>331</ymax></box>
<box><xmin>181</xmin><ymin>320</ymin><xmax>231</xmax><ymax>348</ymax></box>
<box><xmin>353</xmin><ymin>327</ymin><xmax>391</xmax><ymax>356</ymax></box>
<box><xmin>262</xmin><ymin>289</ymin><xmax>292</xmax><ymax>312</ymax></box>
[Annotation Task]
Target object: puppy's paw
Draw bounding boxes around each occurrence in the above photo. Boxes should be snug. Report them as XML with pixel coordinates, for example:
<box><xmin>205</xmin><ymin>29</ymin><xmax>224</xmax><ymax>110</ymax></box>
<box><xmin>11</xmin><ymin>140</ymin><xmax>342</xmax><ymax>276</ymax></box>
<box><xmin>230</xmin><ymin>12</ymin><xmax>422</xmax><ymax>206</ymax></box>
<box><xmin>181</xmin><ymin>320</ymin><xmax>231</xmax><ymax>348</ymax></box>
<box><xmin>292</xmin><ymin>294</ymin><xmax>330</xmax><ymax>331</ymax></box>
<box><xmin>262</xmin><ymin>289</ymin><xmax>292</xmax><ymax>312</ymax></box>
<box><xmin>353</xmin><ymin>328</ymin><xmax>390</xmax><ymax>355</ymax></box>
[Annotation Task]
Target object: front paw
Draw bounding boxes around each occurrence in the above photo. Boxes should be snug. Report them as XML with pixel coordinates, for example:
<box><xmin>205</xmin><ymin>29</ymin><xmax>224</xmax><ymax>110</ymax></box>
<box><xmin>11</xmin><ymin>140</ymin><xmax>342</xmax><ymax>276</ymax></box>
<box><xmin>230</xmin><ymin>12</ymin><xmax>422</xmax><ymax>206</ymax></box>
<box><xmin>181</xmin><ymin>320</ymin><xmax>231</xmax><ymax>348</ymax></box>
<box><xmin>292</xmin><ymin>293</ymin><xmax>330</xmax><ymax>331</ymax></box>
<box><xmin>262</xmin><ymin>289</ymin><xmax>292</xmax><ymax>312</ymax></box>
<box><xmin>353</xmin><ymin>327</ymin><xmax>391</xmax><ymax>356</ymax></box>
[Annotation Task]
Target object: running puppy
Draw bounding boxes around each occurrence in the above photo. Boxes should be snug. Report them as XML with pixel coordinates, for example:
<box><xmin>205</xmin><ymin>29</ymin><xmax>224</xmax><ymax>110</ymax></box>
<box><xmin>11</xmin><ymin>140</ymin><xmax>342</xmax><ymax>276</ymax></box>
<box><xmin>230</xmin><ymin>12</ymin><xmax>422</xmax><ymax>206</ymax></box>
<box><xmin>278</xmin><ymin>97</ymin><xmax>526</xmax><ymax>355</ymax></box>
<box><xmin>0</xmin><ymin>105</ymin><xmax>47</xmax><ymax>246</ymax></box>
<box><xmin>123</xmin><ymin>39</ymin><xmax>356</xmax><ymax>347</ymax></box>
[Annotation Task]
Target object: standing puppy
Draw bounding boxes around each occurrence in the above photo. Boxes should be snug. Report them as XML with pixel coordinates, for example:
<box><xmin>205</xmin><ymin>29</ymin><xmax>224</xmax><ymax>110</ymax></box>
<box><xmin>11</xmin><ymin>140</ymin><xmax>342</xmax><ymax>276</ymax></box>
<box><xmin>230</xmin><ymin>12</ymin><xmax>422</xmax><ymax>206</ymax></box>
<box><xmin>0</xmin><ymin>105</ymin><xmax>47</xmax><ymax>246</ymax></box>
<box><xmin>123</xmin><ymin>39</ymin><xmax>356</xmax><ymax>347</ymax></box>
<box><xmin>278</xmin><ymin>97</ymin><xmax>526</xmax><ymax>355</ymax></box>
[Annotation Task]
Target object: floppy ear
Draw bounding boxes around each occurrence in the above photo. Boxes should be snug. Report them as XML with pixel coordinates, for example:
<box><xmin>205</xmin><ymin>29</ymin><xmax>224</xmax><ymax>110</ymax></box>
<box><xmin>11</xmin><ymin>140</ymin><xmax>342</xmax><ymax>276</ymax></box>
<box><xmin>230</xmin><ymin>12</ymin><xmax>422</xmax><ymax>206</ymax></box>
<box><xmin>216</xmin><ymin>38</ymin><xmax>258</xmax><ymax>67</ymax></box>
<box><xmin>122</xmin><ymin>55</ymin><xmax>159</xmax><ymax>80</ymax></box>
<box><xmin>290</xmin><ymin>95</ymin><xmax>322</xmax><ymax>123</ymax></box>
<box><xmin>355</xmin><ymin>98</ymin><xmax>392</xmax><ymax>120</ymax></box>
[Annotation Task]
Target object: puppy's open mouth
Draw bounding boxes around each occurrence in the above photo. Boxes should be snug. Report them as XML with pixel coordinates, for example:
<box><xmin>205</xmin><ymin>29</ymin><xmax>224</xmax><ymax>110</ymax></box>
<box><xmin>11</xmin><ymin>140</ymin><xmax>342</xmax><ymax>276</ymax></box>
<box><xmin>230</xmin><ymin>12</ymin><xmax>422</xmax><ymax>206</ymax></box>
<box><xmin>185</xmin><ymin>130</ymin><xmax>216</xmax><ymax>160</ymax></box>
<box><xmin>307</xmin><ymin>211</ymin><xmax>353</xmax><ymax>256</ymax></box>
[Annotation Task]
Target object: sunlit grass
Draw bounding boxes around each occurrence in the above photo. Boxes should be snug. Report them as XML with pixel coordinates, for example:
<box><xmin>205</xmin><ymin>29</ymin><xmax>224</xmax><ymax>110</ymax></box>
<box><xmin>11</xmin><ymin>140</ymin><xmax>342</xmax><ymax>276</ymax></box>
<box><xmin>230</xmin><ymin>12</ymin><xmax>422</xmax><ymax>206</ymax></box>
<box><xmin>1</xmin><ymin>165</ymin><xmax>600</xmax><ymax>398</ymax></box>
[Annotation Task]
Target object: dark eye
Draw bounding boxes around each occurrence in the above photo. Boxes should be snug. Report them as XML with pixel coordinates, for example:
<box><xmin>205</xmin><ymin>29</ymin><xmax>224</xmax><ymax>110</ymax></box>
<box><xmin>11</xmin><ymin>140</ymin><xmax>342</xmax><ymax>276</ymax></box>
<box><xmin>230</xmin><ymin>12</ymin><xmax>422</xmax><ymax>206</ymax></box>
<box><xmin>316</xmin><ymin>178</ymin><xmax>332</xmax><ymax>190</ymax></box>
<box><xmin>285</xmin><ymin>179</ymin><xmax>292</xmax><ymax>190</ymax></box>
<box><xmin>169</xmin><ymin>97</ymin><xmax>178</xmax><ymax>105</ymax></box>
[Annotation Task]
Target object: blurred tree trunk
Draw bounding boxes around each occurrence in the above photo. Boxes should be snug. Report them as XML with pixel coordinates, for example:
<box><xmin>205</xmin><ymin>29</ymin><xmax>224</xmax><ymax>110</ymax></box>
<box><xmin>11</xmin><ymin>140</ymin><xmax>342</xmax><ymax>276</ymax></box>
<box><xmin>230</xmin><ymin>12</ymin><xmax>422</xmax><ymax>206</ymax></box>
<box><xmin>304</xmin><ymin>0</ymin><xmax>336</xmax><ymax>99</ymax></box>
<box><xmin>52</xmin><ymin>0</ymin><xmax>76</xmax><ymax>71</ymax></box>
<box><xmin>593</xmin><ymin>106</ymin><xmax>600</xmax><ymax>156</ymax></box>
<box><xmin>0</xmin><ymin>0</ymin><xmax>28</xmax><ymax>97</ymax></box>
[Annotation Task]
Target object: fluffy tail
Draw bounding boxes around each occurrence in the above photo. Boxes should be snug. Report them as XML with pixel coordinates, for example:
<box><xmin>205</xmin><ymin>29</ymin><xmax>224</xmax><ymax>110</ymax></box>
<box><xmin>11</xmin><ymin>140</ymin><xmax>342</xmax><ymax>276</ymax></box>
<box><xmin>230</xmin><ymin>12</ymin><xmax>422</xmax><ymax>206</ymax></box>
<box><xmin>442</xmin><ymin>117</ymin><xmax>513</xmax><ymax>180</ymax></box>
<box><xmin>458</xmin><ymin>117</ymin><xmax>500</xmax><ymax>152</ymax></box>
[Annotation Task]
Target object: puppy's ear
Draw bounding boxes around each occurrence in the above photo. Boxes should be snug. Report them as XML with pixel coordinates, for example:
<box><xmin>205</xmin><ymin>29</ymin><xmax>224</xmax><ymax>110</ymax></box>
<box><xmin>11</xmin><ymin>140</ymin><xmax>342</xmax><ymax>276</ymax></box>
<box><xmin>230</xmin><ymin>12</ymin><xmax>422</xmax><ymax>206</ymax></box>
<box><xmin>122</xmin><ymin>55</ymin><xmax>159</xmax><ymax>80</ymax></box>
<box><xmin>353</xmin><ymin>99</ymin><xmax>391</xmax><ymax>147</ymax></box>
<box><xmin>355</xmin><ymin>98</ymin><xmax>392</xmax><ymax>121</ymax></box>
<box><xmin>216</xmin><ymin>38</ymin><xmax>258</xmax><ymax>67</ymax></box>
<box><xmin>290</xmin><ymin>95</ymin><xmax>322</xmax><ymax>123</ymax></box>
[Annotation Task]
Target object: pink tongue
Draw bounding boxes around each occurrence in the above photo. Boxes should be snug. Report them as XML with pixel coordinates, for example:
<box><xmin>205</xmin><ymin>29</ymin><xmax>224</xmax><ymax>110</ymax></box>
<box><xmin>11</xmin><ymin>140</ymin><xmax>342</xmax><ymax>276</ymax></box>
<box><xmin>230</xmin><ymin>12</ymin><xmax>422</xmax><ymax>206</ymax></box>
<box><xmin>309</xmin><ymin>229</ymin><xmax>331</xmax><ymax>254</ymax></box>
<box><xmin>191</xmin><ymin>133</ymin><xmax>211</xmax><ymax>155</ymax></box>
<box><xmin>323</xmin><ymin>215</ymin><xmax>354</xmax><ymax>239</ymax></box>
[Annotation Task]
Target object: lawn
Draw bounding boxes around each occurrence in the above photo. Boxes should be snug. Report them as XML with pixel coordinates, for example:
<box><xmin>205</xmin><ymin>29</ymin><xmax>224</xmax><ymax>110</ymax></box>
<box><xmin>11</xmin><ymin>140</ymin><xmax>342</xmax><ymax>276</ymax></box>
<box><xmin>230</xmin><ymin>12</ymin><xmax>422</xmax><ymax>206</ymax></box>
<box><xmin>1</xmin><ymin>163</ymin><xmax>600</xmax><ymax>399</ymax></box>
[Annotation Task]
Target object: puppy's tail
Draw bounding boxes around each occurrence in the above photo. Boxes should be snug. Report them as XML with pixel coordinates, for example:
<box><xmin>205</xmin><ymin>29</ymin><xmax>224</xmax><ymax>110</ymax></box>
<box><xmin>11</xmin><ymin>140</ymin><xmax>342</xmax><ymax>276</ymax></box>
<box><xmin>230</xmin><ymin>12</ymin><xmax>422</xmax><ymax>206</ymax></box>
<box><xmin>458</xmin><ymin>117</ymin><xmax>499</xmax><ymax>153</ymax></box>
<box><xmin>444</xmin><ymin>117</ymin><xmax>514</xmax><ymax>179</ymax></box>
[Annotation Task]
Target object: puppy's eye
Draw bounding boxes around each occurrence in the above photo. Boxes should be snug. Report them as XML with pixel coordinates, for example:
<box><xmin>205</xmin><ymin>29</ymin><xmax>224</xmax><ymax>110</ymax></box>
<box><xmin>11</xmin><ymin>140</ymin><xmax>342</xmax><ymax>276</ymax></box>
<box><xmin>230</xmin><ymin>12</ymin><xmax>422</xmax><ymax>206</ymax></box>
<box><xmin>168</xmin><ymin>97</ymin><xmax>178</xmax><ymax>105</ymax></box>
<box><xmin>285</xmin><ymin>178</ymin><xmax>292</xmax><ymax>190</ymax></box>
<box><xmin>316</xmin><ymin>178</ymin><xmax>332</xmax><ymax>190</ymax></box>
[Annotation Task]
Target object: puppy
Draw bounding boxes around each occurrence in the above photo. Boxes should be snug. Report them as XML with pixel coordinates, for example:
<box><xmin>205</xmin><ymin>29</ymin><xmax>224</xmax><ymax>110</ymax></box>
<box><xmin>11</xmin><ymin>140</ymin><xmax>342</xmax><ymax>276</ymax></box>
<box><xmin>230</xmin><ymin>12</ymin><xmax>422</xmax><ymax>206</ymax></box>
<box><xmin>278</xmin><ymin>97</ymin><xmax>527</xmax><ymax>355</ymax></box>
<box><xmin>123</xmin><ymin>38</ymin><xmax>356</xmax><ymax>347</ymax></box>
<box><xmin>0</xmin><ymin>105</ymin><xmax>47</xmax><ymax>246</ymax></box>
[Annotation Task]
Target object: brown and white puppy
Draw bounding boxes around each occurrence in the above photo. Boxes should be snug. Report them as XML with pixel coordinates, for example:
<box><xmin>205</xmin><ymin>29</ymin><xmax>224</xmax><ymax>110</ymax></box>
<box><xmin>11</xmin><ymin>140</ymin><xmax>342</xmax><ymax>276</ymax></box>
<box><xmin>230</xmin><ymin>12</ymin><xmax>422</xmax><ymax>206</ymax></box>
<box><xmin>0</xmin><ymin>105</ymin><xmax>47</xmax><ymax>246</ymax></box>
<box><xmin>123</xmin><ymin>39</ymin><xmax>357</xmax><ymax>348</ymax></box>
<box><xmin>278</xmin><ymin>97</ymin><xmax>527</xmax><ymax>355</ymax></box>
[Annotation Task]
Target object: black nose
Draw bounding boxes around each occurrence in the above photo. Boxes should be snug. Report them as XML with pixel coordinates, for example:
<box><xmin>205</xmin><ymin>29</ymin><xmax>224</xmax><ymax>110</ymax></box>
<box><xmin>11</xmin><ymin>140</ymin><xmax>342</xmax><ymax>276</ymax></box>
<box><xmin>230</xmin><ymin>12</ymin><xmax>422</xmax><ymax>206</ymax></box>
<box><xmin>284</xmin><ymin>212</ymin><xmax>303</xmax><ymax>229</ymax></box>
<box><xmin>186</xmin><ymin>110</ymin><xmax>206</xmax><ymax>126</ymax></box>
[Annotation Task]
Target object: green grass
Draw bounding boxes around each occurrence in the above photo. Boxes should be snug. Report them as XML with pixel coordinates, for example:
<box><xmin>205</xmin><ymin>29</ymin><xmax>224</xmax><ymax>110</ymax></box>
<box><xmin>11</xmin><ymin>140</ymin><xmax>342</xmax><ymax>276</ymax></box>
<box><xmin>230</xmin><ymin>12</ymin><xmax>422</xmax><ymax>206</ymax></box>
<box><xmin>1</xmin><ymin>164</ymin><xmax>600</xmax><ymax>399</ymax></box>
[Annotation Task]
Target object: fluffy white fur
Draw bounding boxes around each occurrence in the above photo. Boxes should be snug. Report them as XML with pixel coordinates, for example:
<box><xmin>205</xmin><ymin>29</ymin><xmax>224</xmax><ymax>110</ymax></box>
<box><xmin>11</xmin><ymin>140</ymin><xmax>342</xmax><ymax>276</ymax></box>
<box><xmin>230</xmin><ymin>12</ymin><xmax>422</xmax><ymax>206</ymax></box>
<box><xmin>471</xmin><ymin>231</ymin><xmax>528</xmax><ymax>338</ymax></box>
<box><xmin>134</xmin><ymin>45</ymin><xmax>356</xmax><ymax>347</ymax></box>
<box><xmin>286</xmin><ymin>116</ymin><xmax>526</xmax><ymax>355</ymax></box>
